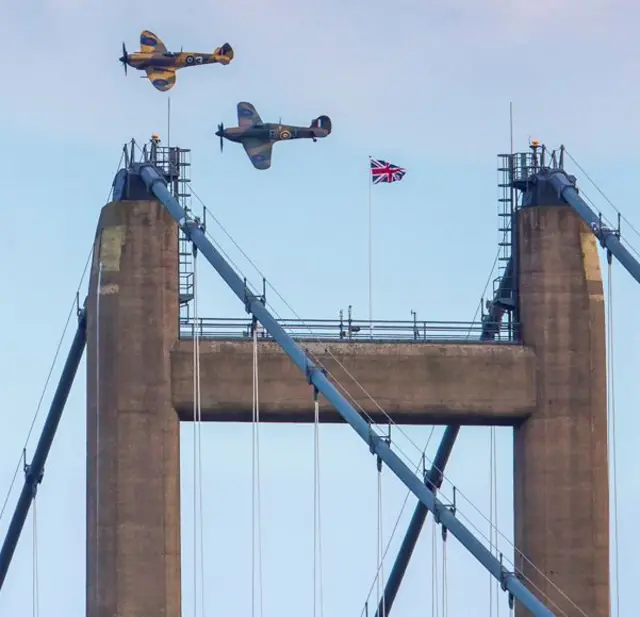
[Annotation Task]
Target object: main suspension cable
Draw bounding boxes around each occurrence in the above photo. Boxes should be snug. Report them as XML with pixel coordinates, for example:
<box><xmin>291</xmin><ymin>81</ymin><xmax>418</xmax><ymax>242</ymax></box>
<box><xmin>0</xmin><ymin>244</ymin><xmax>94</xmax><ymax>526</ymax></box>
<box><xmin>1</xmin><ymin>146</ymin><xmax>121</xmax><ymax>531</ymax></box>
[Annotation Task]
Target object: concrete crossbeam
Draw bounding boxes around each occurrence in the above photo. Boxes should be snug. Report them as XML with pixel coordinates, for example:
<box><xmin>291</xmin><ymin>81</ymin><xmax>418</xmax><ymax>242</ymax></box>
<box><xmin>171</xmin><ymin>340</ymin><xmax>537</xmax><ymax>425</ymax></box>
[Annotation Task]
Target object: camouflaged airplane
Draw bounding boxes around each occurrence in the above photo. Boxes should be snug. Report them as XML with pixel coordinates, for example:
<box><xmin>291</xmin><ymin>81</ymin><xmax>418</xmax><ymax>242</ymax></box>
<box><xmin>119</xmin><ymin>30</ymin><xmax>234</xmax><ymax>92</ymax></box>
<box><xmin>215</xmin><ymin>102</ymin><xmax>332</xmax><ymax>170</ymax></box>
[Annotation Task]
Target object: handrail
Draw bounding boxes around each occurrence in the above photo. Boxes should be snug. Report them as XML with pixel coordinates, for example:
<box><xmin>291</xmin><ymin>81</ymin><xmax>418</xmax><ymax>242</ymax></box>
<box><xmin>179</xmin><ymin>317</ymin><xmax>519</xmax><ymax>343</ymax></box>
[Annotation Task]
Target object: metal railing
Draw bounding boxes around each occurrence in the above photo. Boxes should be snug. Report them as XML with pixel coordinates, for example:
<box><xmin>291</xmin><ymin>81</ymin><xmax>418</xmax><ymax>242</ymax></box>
<box><xmin>179</xmin><ymin>317</ymin><xmax>519</xmax><ymax>343</ymax></box>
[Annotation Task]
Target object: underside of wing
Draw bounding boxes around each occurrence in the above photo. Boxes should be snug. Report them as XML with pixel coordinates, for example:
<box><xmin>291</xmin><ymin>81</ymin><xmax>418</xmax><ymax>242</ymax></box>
<box><xmin>237</xmin><ymin>102</ymin><xmax>263</xmax><ymax>128</ymax></box>
<box><xmin>242</xmin><ymin>138</ymin><xmax>273</xmax><ymax>170</ymax></box>
<box><xmin>145</xmin><ymin>67</ymin><xmax>176</xmax><ymax>92</ymax></box>
<box><xmin>140</xmin><ymin>30</ymin><xmax>167</xmax><ymax>54</ymax></box>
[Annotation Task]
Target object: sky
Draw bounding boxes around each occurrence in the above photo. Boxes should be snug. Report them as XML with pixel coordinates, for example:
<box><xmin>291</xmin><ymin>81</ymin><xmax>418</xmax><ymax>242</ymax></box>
<box><xmin>1</xmin><ymin>0</ymin><xmax>640</xmax><ymax>616</ymax></box>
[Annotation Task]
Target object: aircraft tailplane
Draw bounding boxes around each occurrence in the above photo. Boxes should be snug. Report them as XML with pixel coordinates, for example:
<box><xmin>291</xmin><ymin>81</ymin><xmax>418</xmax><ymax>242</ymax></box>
<box><xmin>216</xmin><ymin>43</ymin><xmax>234</xmax><ymax>62</ymax></box>
<box><xmin>310</xmin><ymin>115</ymin><xmax>332</xmax><ymax>136</ymax></box>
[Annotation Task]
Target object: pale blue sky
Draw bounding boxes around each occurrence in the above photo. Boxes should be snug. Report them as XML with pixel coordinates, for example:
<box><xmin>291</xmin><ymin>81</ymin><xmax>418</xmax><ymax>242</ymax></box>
<box><xmin>1</xmin><ymin>1</ymin><xmax>640</xmax><ymax>616</ymax></box>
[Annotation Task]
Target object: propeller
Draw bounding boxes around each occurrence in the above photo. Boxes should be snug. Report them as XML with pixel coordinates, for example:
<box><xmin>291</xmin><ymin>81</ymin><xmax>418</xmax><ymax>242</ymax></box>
<box><xmin>119</xmin><ymin>42</ymin><xmax>128</xmax><ymax>75</ymax></box>
<box><xmin>216</xmin><ymin>123</ymin><xmax>224</xmax><ymax>152</ymax></box>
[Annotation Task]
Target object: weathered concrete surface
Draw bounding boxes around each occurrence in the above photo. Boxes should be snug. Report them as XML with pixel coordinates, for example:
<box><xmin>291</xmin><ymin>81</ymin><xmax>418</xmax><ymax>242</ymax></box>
<box><xmin>514</xmin><ymin>205</ymin><xmax>609</xmax><ymax>617</ymax></box>
<box><xmin>171</xmin><ymin>340</ymin><xmax>537</xmax><ymax>424</ymax></box>
<box><xmin>85</xmin><ymin>200</ymin><xmax>181</xmax><ymax>617</ymax></box>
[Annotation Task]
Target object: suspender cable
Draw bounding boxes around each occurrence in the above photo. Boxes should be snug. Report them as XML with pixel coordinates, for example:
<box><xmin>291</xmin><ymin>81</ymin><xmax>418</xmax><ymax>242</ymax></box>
<box><xmin>31</xmin><ymin>496</ymin><xmax>39</xmax><ymax>617</ymax></box>
<box><xmin>489</xmin><ymin>427</ymin><xmax>499</xmax><ymax>617</ymax></box>
<box><xmin>441</xmin><ymin>533</ymin><xmax>448</xmax><ymax>617</ymax></box>
<box><xmin>251</xmin><ymin>323</ymin><xmax>264</xmax><ymax>617</ymax></box>
<box><xmin>431</xmin><ymin>521</ymin><xmax>439</xmax><ymax>617</ymax></box>
<box><xmin>313</xmin><ymin>389</ymin><xmax>325</xmax><ymax>617</ymax></box>
<box><xmin>376</xmin><ymin>458</ymin><xmax>385</xmax><ymax>617</ymax></box>
<box><xmin>95</xmin><ymin>261</ymin><xmax>103</xmax><ymax>613</ymax></box>
<box><xmin>606</xmin><ymin>251</ymin><xmax>620</xmax><ymax>617</ymax></box>
<box><xmin>192</xmin><ymin>252</ymin><xmax>198</xmax><ymax>617</ymax></box>
<box><xmin>192</xmin><ymin>249</ymin><xmax>206</xmax><ymax>617</ymax></box>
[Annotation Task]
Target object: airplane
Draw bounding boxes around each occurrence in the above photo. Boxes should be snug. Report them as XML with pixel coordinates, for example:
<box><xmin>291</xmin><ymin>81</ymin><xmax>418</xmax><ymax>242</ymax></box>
<box><xmin>119</xmin><ymin>30</ymin><xmax>234</xmax><ymax>92</ymax></box>
<box><xmin>215</xmin><ymin>102</ymin><xmax>332</xmax><ymax>170</ymax></box>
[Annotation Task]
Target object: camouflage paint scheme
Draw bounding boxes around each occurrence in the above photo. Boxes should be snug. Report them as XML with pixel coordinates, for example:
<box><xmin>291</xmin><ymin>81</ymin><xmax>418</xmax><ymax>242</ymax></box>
<box><xmin>120</xmin><ymin>30</ymin><xmax>233</xmax><ymax>92</ymax></box>
<box><xmin>215</xmin><ymin>102</ymin><xmax>332</xmax><ymax>170</ymax></box>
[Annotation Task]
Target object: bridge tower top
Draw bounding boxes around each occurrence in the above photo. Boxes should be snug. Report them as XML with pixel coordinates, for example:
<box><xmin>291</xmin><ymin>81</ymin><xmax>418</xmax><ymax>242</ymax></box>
<box><xmin>112</xmin><ymin>135</ymin><xmax>196</xmax><ymax>322</ymax></box>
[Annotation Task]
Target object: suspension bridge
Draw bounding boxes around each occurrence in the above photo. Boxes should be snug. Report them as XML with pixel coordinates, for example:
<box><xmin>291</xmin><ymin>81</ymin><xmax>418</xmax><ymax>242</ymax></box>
<box><xmin>0</xmin><ymin>137</ymin><xmax>635</xmax><ymax>617</ymax></box>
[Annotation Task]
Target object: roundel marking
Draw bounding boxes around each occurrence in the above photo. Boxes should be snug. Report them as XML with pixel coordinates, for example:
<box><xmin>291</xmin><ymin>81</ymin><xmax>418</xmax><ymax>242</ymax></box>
<box><xmin>185</xmin><ymin>55</ymin><xmax>195</xmax><ymax>65</ymax></box>
<box><xmin>279</xmin><ymin>129</ymin><xmax>292</xmax><ymax>140</ymax></box>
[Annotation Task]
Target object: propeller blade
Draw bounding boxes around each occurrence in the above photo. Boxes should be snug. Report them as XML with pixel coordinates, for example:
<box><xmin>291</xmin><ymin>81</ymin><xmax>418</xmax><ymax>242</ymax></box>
<box><xmin>218</xmin><ymin>123</ymin><xmax>224</xmax><ymax>152</ymax></box>
<box><xmin>121</xmin><ymin>42</ymin><xmax>128</xmax><ymax>75</ymax></box>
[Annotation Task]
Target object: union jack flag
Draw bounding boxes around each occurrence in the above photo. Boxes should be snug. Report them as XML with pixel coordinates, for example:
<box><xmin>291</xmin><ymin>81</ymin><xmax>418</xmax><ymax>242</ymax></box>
<box><xmin>370</xmin><ymin>158</ymin><xmax>406</xmax><ymax>184</ymax></box>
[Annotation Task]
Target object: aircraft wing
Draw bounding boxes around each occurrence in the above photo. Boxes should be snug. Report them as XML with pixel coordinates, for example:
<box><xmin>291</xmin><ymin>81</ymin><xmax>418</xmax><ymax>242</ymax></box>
<box><xmin>145</xmin><ymin>67</ymin><xmax>176</xmax><ymax>92</ymax></box>
<box><xmin>237</xmin><ymin>102</ymin><xmax>263</xmax><ymax>128</ymax></box>
<box><xmin>242</xmin><ymin>138</ymin><xmax>273</xmax><ymax>170</ymax></box>
<box><xmin>140</xmin><ymin>30</ymin><xmax>167</xmax><ymax>54</ymax></box>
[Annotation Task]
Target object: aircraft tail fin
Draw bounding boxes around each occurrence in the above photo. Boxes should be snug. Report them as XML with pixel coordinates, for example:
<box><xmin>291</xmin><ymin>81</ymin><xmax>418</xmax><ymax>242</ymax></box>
<box><xmin>310</xmin><ymin>115</ymin><xmax>332</xmax><ymax>137</ymax></box>
<box><xmin>215</xmin><ymin>43</ymin><xmax>234</xmax><ymax>64</ymax></box>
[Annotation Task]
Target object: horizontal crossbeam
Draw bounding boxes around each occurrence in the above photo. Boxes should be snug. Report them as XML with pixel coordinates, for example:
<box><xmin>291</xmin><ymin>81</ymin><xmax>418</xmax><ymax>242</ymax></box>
<box><xmin>170</xmin><ymin>339</ymin><xmax>536</xmax><ymax>424</ymax></box>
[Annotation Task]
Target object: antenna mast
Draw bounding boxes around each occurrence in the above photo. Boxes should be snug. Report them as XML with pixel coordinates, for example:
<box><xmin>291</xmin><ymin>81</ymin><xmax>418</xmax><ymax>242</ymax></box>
<box><xmin>167</xmin><ymin>97</ymin><xmax>171</xmax><ymax>149</ymax></box>
<box><xmin>509</xmin><ymin>101</ymin><xmax>514</xmax><ymax>156</ymax></box>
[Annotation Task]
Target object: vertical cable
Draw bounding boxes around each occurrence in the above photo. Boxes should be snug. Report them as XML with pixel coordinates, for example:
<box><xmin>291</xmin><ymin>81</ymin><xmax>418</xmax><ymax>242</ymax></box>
<box><xmin>192</xmin><ymin>252</ymin><xmax>199</xmax><ymax>617</ymax></box>
<box><xmin>376</xmin><ymin>462</ymin><xmax>385</xmax><ymax>616</ymax></box>
<box><xmin>489</xmin><ymin>428</ymin><xmax>494</xmax><ymax>617</ymax></box>
<box><xmin>195</xmin><ymin>252</ymin><xmax>206</xmax><ymax>617</ymax></box>
<box><xmin>313</xmin><ymin>392</ymin><xmax>325</xmax><ymax>617</ymax></box>
<box><xmin>32</xmin><ymin>497</ymin><xmax>39</xmax><ymax>617</ymax></box>
<box><xmin>431</xmin><ymin>520</ymin><xmax>439</xmax><ymax>617</ymax></box>
<box><xmin>606</xmin><ymin>255</ymin><xmax>620</xmax><ymax>617</ymax></box>
<box><xmin>95</xmin><ymin>261</ymin><xmax>102</xmax><ymax>614</ymax></box>
<box><xmin>252</xmin><ymin>324</ymin><xmax>264</xmax><ymax>617</ymax></box>
<box><xmin>441</xmin><ymin>536</ymin><xmax>447</xmax><ymax>617</ymax></box>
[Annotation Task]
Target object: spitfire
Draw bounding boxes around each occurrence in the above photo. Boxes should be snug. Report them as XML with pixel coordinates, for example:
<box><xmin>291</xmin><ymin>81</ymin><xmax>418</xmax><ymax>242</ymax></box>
<box><xmin>120</xmin><ymin>30</ymin><xmax>234</xmax><ymax>92</ymax></box>
<box><xmin>215</xmin><ymin>102</ymin><xmax>332</xmax><ymax>170</ymax></box>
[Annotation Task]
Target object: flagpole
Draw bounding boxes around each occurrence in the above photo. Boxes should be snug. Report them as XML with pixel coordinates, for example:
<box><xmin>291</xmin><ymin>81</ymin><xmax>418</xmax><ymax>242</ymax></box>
<box><xmin>368</xmin><ymin>155</ymin><xmax>373</xmax><ymax>339</ymax></box>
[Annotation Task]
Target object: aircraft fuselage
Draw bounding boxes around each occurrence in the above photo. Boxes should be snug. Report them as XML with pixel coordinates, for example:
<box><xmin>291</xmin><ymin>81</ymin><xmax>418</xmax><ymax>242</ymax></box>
<box><xmin>121</xmin><ymin>51</ymin><xmax>227</xmax><ymax>70</ymax></box>
<box><xmin>219</xmin><ymin>124</ymin><xmax>320</xmax><ymax>144</ymax></box>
